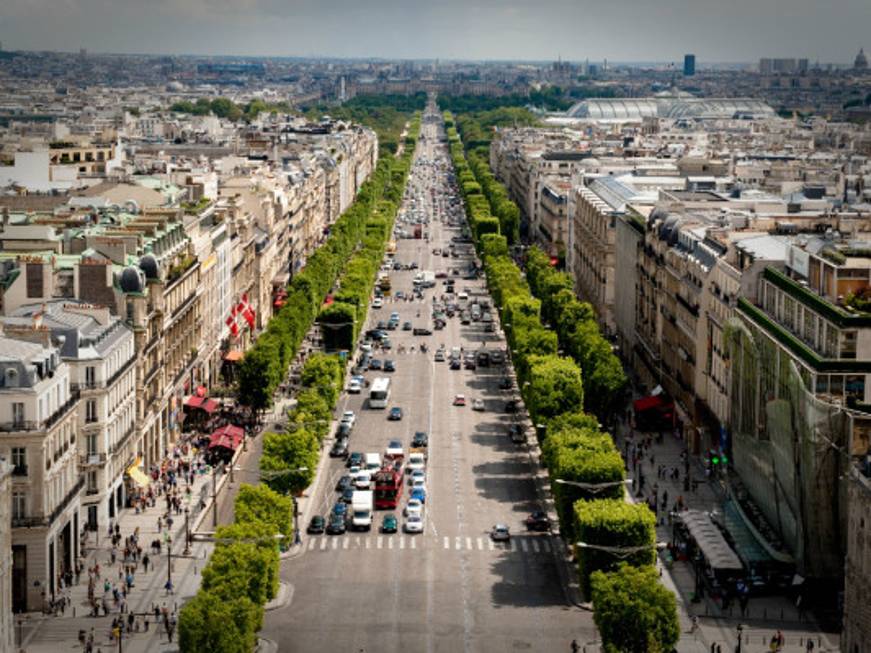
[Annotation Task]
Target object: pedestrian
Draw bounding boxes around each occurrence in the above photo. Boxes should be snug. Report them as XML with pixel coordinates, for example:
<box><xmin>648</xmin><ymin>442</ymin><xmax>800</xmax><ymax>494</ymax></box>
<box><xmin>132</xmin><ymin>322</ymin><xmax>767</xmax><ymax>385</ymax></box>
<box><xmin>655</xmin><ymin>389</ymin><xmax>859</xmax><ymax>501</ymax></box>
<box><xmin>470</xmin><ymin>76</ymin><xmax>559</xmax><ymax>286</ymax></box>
<box><xmin>142</xmin><ymin>554</ymin><xmax>150</xmax><ymax>573</ymax></box>
<box><xmin>571</xmin><ymin>640</ymin><xmax>579</xmax><ymax>653</ymax></box>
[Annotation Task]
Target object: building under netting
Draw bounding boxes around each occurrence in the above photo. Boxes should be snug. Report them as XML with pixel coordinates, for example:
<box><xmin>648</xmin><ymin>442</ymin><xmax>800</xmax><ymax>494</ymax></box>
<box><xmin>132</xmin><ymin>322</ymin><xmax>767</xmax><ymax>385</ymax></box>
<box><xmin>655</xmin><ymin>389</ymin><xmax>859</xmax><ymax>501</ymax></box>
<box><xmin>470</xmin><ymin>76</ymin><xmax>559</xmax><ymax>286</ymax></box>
<box><xmin>563</xmin><ymin>97</ymin><xmax>776</xmax><ymax>121</ymax></box>
<box><xmin>727</xmin><ymin>244</ymin><xmax>871</xmax><ymax>584</ymax></box>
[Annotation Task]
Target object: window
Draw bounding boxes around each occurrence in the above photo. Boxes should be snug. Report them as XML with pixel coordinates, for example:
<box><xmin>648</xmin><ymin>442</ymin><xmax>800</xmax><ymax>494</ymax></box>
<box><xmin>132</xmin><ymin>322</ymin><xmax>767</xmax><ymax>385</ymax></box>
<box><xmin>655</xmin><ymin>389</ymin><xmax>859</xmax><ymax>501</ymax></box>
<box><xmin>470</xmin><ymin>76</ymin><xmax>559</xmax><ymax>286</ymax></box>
<box><xmin>12</xmin><ymin>402</ymin><xmax>24</xmax><ymax>427</ymax></box>
<box><xmin>86</xmin><ymin>400</ymin><xmax>97</xmax><ymax>423</ymax></box>
<box><xmin>87</xmin><ymin>471</ymin><xmax>98</xmax><ymax>493</ymax></box>
<box><xmin>86</xmin><ymin>434</ymin><xmax>98</xmax><ymax>457</ymax></box>
<box><xmin>85</xmin><ymin>366</ymin><xmax>96</xmax><ymax>388</ymax></box>
<box><xmin>11</xmin><ymin>447</ymin><xmax>26</xmax><ymax>475</ymax></box>
<box><xmin>841</xmin><ymin>331</ymin><xmax>857</xmax><ymax>360</ymax></box>
<box><xmin>12</xmin><ymin>492</ymin><xmax>26</xmax><ymax>520</ymax></box>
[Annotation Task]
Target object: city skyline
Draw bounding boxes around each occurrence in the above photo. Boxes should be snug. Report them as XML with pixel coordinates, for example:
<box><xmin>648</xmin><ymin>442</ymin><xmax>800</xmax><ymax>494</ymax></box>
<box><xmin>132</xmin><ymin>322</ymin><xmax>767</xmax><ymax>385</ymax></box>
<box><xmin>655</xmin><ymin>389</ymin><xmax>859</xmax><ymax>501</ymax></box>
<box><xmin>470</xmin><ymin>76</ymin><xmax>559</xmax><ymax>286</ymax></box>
<box><xmin>2</xmin><ymin>0</ymin><xmax>869</xmax><ymax>63</ymax></box>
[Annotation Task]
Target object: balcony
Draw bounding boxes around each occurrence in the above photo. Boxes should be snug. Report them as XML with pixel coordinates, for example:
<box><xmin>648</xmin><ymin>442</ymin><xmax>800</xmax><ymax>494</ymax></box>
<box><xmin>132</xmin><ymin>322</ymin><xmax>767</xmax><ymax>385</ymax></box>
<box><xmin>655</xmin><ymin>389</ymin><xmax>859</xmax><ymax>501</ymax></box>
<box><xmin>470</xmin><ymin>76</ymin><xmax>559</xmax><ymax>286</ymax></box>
<box><xmin>12</xmin><ymin>465</ymin><xmax>27</xmax><ymax>476</ymax></box>
<box><xmin>12</xmin><ymin>477</ymin><xmax>84</xmax><ymax>529</ymax></box>
<box><xmin>764</xmin><ymin>267</ymin><xmax>871</xmax><ymax>329</ymax></box>
<box><xmin>79</xmin><ymin>453</ymin><xmax>108</xmax><ymax>466</ymax></box>
<box><xmin>0</xmin><ymin>389</ymin><xmax>80</xmax><ymax>433</ymax></box>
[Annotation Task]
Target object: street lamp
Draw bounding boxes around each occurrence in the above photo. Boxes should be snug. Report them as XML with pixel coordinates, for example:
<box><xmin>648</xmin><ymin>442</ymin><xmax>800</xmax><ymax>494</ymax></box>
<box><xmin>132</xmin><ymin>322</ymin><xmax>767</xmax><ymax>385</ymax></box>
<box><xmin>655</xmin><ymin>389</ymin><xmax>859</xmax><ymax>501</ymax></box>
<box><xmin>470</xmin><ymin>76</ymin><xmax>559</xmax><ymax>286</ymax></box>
<box><xmin>555</xmin><ymin>478</ymin><xmax>633</xmax><ymax>494</ymax></box>
<box><xmin>165</xmin><ymin>534</ymin><xmax>173</xmax><ymax>595</ymax></box>
<box><xmin>736</xmin><ymin>624</ymin><xmax>744</xmax><ymax>653</ymax></box>
<box><xmin>183</xmin><ymin>507</ymin><xmax>191</xmax><ymax>555</ymax></box>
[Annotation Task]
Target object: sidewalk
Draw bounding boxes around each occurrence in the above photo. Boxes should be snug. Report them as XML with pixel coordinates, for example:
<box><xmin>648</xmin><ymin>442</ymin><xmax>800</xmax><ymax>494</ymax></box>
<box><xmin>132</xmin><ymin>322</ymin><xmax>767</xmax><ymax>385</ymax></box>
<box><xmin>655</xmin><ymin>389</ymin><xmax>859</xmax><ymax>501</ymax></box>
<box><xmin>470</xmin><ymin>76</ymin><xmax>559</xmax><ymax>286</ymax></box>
<box><xmin>17</xmin><ymin>450</ymin><xmax>222</xmax><ymax>653</ymax></box>
<box><xmin>614</xmin><ymin>417</ymin><xmax>841</xmax><ymax>653</ymax></box>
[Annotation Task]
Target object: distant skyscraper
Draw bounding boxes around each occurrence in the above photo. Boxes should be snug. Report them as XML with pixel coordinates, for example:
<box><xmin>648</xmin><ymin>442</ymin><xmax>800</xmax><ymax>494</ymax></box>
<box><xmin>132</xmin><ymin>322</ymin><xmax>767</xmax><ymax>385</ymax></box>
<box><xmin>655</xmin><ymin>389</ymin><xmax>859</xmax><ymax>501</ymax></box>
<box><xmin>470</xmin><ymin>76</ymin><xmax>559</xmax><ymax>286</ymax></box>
<box><xmin>683</xmin><ymin>54</ymin><xmax>696</xmax><ymax>76</ymax></box>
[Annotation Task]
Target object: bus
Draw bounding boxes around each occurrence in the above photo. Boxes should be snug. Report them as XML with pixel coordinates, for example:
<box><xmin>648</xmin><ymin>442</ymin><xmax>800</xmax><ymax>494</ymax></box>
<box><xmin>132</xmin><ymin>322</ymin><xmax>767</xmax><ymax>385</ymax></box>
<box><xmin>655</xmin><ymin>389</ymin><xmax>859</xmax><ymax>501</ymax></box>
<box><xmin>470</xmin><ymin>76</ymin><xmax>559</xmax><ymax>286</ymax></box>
<box><xmin>368</xmin><ymin>377</ymin><xmax>391</xmax><ymax>408</ymax></box>
<box><xmin>373</xmin><ymin>468</ymin><xmax>403</xmax><ymax>509</ymax></box>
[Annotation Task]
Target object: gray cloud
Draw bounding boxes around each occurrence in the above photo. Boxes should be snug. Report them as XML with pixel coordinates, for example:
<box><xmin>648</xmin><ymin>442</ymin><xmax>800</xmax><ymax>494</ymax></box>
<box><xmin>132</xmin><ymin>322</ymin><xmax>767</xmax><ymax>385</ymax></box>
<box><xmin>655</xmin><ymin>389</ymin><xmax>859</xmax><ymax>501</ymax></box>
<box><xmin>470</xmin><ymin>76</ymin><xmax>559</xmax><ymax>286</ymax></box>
<box><xmin>1</xmin><ymin>0</ymin><xmax>868</xmax><ymax>62</ymax></box>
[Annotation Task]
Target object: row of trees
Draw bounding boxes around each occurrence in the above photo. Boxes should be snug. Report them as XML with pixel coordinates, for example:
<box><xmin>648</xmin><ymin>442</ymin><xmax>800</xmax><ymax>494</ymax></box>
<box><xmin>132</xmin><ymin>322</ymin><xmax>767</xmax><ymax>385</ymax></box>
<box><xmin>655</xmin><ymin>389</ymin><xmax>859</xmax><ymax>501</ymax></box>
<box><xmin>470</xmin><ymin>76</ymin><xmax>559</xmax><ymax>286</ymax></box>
<box><xmin>178</xmin><ymin>484</ymin><xmax>290</xmax><ymax>652</ymax></box>
<box><xmin>445</xmin><ymin>109</ymin><xmax>678</xmax><ymax>653</ymax></box>
<box><xmin>236</xmin><ymin>113</ymin><xmax>421</xmax><ymax>412</ymax></box>
<box><xmin>524</xmin><ymin>246</ymin><xmax>627</xmax><ymax>421</ymax></box>
<box><xmin>169</xmin><ymin>97</ymin><xmax>293</xmax><ymax>122</ymax></box>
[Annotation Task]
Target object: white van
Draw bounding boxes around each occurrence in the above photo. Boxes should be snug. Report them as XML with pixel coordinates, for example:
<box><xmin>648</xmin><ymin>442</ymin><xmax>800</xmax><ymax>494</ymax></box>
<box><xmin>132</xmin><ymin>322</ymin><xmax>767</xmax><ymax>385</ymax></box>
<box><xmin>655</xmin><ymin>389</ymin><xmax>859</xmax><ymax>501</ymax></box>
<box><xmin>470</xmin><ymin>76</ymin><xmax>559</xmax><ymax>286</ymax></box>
<box><xmin>365</xmin><ymin>453</ymin><xmax>382</xmax><ymax>470</ymax></box>
<box><xmin>354</xmin><ymin>470</ymin><xmax>372</xmax><ymax>489</ymax></box>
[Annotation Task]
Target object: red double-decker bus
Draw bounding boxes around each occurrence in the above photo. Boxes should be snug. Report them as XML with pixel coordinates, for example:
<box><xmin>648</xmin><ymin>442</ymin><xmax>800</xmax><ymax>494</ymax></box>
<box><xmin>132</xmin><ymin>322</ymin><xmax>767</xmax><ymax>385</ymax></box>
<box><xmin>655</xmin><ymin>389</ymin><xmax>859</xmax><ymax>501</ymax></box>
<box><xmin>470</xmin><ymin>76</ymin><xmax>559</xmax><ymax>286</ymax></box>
<box><xmin>374</xmin><ymin>468</ymin><xmax>403</xmax><ymax>509</ymax></box>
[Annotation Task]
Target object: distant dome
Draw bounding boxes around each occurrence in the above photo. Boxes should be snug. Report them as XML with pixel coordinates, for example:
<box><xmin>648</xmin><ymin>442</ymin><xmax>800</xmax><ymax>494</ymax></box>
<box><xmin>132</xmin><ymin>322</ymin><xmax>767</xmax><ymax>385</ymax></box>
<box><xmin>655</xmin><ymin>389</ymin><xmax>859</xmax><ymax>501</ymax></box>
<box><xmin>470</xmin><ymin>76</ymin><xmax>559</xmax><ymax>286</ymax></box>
<box><xmin>166</xmin><ymin>81</ymin><xmax>185</xmax><ymax>92</ymax></box>
<box><xmin>139</xmin><ymin>254</ymin><xmax>159</xmax><ymax>280</ymax></box>
<box><xmin>119</xmin><ymin>267</ymin><xmax>144</xmax><ymax>293</ymax></box>
<box><xmin>856</xmin><ymin>48</ymin><xmax>868</xmax><ymax>70</ymax></box>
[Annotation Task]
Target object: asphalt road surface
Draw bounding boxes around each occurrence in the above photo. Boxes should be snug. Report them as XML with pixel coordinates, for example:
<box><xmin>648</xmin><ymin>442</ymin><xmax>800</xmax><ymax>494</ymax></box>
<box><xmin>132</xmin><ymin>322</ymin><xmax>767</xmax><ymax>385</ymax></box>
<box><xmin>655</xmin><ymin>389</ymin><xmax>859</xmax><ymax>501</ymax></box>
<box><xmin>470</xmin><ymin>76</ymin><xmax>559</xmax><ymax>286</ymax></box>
<box><xmin>262</xmin><ymin>105</ymin><xmax>597</xmax><ymax>653</ymax></box>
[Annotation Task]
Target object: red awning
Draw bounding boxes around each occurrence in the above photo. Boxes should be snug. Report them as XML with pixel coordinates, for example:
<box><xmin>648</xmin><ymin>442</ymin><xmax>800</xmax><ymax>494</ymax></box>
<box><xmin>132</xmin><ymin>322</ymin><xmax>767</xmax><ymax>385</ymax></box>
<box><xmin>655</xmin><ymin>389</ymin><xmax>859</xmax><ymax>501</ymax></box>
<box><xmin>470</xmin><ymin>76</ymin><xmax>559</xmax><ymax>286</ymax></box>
<box><xmin>196</xmin><ymin>385</ymin><xmax>207</xmax><ymax>398</ymax></box>
<box><xmin>208</xmin><ymin>425</ymin><xmax>245</xmax><ymax>451</ymax></box>
<box><xmin>634</xmin><ymin>395</ymin><xmax>665</xmax><ymax>413</ymax></box>
<box><xmin>185</xmin><ymin>395</ymin><xmax>205</xmax><ymax>409</ymax></box>
<box><xmin>223</xmin><ymin>350</ymin><xmax>244</xmax><ymax>362</ymax></box>
<box><xmin>201</xmin><ymin>398</ymin><xmax>220</xmax><ymax>414</ymax></box>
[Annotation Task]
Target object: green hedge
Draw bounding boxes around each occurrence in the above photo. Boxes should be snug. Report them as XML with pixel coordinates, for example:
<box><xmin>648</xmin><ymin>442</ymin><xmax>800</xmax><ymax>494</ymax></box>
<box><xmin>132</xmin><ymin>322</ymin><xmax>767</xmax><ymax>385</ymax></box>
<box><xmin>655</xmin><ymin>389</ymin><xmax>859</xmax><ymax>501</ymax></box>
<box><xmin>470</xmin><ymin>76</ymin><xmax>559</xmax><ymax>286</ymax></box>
<box><xmin>591</xmin><ymin>564</ymin><xmax>680</xmax><ymax>653</ymax></box>
<box><xmin>574</xmin><ymin>499</ymin><xmax>656</xmax><ymax>595</ymax></box>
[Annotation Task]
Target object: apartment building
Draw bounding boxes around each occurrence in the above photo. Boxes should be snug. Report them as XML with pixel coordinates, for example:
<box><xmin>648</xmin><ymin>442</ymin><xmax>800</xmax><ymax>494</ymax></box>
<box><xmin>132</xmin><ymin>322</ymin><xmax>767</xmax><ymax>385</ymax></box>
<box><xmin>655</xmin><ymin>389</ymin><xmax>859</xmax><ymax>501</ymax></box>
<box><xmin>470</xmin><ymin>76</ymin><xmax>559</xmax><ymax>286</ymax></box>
<box><xmin>0</xmin><ymin>457</ymin><xmax>12</xmax><ymax>653</ymax></box>
<box><xmin>844</xmin><ymin>462</ymin><xmax>871</xmax><ymax>653</ymax></box>
<box><xmin>0</xmin><ymin>329</ymin><xmax>81</xmax><ymax>612</ymax></box>
<box><xmin>3</xmin><ymin>302</ymin><xmax>136</xmax><ymax>533</ymax></box>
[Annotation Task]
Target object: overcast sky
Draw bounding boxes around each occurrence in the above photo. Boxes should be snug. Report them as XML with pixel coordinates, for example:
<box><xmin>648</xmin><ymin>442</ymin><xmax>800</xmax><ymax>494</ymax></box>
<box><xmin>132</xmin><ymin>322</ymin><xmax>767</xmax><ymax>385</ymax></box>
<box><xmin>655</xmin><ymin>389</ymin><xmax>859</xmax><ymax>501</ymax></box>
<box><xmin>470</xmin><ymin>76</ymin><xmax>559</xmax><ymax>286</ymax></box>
<box><xmin>2</xmin><ymin>0</ymin><xmax>868</xmax><ymax>63</ymax></box>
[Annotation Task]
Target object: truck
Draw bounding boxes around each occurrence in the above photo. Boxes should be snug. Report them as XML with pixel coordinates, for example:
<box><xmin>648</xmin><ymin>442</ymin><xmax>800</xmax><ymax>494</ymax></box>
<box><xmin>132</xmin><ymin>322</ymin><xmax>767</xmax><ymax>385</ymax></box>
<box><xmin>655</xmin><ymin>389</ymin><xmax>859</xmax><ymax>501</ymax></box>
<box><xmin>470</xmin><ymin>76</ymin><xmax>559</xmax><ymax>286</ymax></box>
<box><xmin>365</xmin><ymin>452</ymin><xmax>382</xmax><ymax>470</ymax></box>
<box><xmin>420</xmin><ymin>271</ymin><xmax>436</xmax><ymax>288</ymax></box>
<box><xmin>351</xmin><ymin>490</ymin><xmax>374</xmax><ymax>531</ymax></box>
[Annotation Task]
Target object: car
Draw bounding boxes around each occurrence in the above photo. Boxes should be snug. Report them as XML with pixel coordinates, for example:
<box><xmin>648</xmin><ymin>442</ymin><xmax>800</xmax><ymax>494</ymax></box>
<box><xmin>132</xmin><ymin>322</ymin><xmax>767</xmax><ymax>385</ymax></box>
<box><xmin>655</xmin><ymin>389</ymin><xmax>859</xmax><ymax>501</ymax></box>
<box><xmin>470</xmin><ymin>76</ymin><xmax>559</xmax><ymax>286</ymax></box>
<box><xmin>499</xmin><ymin>377</ymin><xmax>512</xmax><ymax>390</ymax></box>
<box><xmin>386</xmin><ymin>439</ymin><xmax>404</xmax><ymax>458</ymax></box>
<box><xmin>509</xmin><ymin>423</ymin><xmax>526</xmax><ymax>444</ymax></box>
<box><xmin>381</xmin><ymin>514</ymin><xmax>398</xmax><ymax>534</ymax></box>
<box><xmin>327</xmin><ymin>514</ymin><xmax>347</xmax><ymax>535</ymax></box>
<box><xmin>341</xmin><ymin>411</ymin><xmax>356</xmax><ymax>428</ymax></box>
<box><xmin>388</xmin><ymin>407</ymin><xmax>403</xmax><ymax>421</ymax></box>
<box><xmin>342</xmin><ymin>487</ymin><xmax>355</xmax><ymax>503</ymax></box>
<box><xmin>410</xmin><ymin>262</ymin><xmax>419</xmax><ymax>269</ymax></box>
<box><xmin>472</xmin><ymin>399</ymin><xmax>485</xmax><ymax>411</ymax></box>
<box><xmin>460</xmin><ymin>313</ymin><xmax>471</xmax><ymax>325</ymax></box>
<box><xmin>369</xmin><ymin>359</ymin><xmax>383</xmax><ymax>371</ymax></box>
<box><xmin>412</xmin><ymin>431</ymin><xmax>428</xmax><ymax>448</ymax></box>
<box><xmin>505</xmin><ymin>399</ymin><xmax>519</xmax><ymax>413</ymax></box>
<box><xmin>434</xmin><ymin>350</ymin><xmax>445</xmax><ymax>362</ymax></box>
<box><xmin>336</xmin><ymin>475</ymin><xmax>353</xmax><ymax>492</ymax></box>
<box><xmin>307</xmin><ymin>515</ymin><xmax>326</xmax><ymax>534</ymax></box>
<box><xmin>336</xmin><ymin>422</ymin><xmax>352</xmax><ymax>438</ymax></box>
<box><xmin>332</xmin><ymin>502</ymin><xmax>348</xmax><ymax>517</ymax></box>
<box><xmin>411</xmin><ymin>486</ymin><xmax>427</xmax><ymax>503</ymax></box>
<box><xmin>376</xmin><ymin>320</ymin><xmax>388</xmax><ymax>330</ymax></box>
<box><xmin>381</xmin><ymin>338</ymin><xmax>392</xmax><ymax>350</ymax></box>
<box><xmin>330</xmin><ymin>438</ymin><xmax>349</xmax><ymax>458</ymax></box>
<box><xmin>348</xmin><ymin>379</ymin><xmax>362</xmax><ymax>394</ymax></box>
<box><xmin>464</xmin><ymin>358</ymin><xmax>476</xmax><ymax>370</ymax></box>
<box><xmin>450</xmin><ymin>358</ymin><xmax>462</xmax><ymax>370</ymax></box>
<box><xmin>402</xmin><ymin>321</ymin><xmax>413</xmax><ymax>331</ymax></box>
<box><xmin>413</xmin><ymin>327</ymin><xmax>433</xmax><ymax>336</ymax></box>
<box><xmin>372</xmin><ymin>298</ymin><xmax>383</xmax><ymax>309</ymax></box>
<box><xmin>490</xmin><ymin>351</ymin><xmax>505</xmax><ymax>365</ymax></box>
<box><xmin>490</xmin><ymin>524</ymin><xmax>511</xmax><ymax>542</ymax></box>
<box><xmin>347</xmin><ymin>452</ymin><xmax>364</xmax><ymax>468</ymax></box>
<box><xmin>435</xmin><ymin>271</ymin><xmax>447</xmax><ymax>279</ymax></box>
<box><xmin>484</xmin><ymin>322</ymin><xmax>495</xmax><ymax>332</ymax></box>
<box><xmin>404</xmin><ymin>498</ymin><xmax>424</xmax><ymax>517</ymax></box>
<box><xmin>525</xmin><ymin>511</ymin><xmax>550</xmax><ymax>532</ymax></box>
<box><xmin>404</xmin><ymin>514</ymin><xmax>424</xmax><ymax>534</ymax></box>
<box><xmin>360</xmin><ymin>343</ymin><xmax>373</xmax><ymax>355</ymax></box>
<box><xmin>383</xmin><ymin>360</ymin><xmax>396</xmax><ymax>372</ymax></box>
<box><xmin>457</xmin><ymin>291</ymin><xmax>469</xmax><ymax>301</ymax></box>
<box><xmin>409</xmin><ymin>469</ymin><xmax>426</xmax><ymax>487</ymax></box>
<box><xmin>354</xmin><ymin>471</ymin><xmax>372</xmax><ymax>489</ymax></box>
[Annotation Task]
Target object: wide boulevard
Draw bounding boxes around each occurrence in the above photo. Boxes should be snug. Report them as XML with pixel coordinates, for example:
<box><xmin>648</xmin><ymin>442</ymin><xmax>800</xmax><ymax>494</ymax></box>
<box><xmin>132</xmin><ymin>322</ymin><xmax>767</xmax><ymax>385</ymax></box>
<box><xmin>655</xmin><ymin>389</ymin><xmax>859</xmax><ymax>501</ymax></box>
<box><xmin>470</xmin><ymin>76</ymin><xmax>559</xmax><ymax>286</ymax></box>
<box><xmin>262</xmin><ymin>105</ymin><xmax>598</xmax><ymax>653</ymax></box>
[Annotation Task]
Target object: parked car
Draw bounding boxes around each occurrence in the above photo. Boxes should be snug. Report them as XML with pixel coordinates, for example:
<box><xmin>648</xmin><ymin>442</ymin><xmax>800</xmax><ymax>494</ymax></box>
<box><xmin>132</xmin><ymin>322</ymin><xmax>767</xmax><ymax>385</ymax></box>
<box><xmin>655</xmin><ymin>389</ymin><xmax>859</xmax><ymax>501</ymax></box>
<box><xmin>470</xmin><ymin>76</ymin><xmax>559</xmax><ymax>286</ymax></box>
<box><xmin>413</xmin><ymin>327</ymin><xmax>433</xmax><ymax>336</ymax></box>
<box><xmin>472</xmin><ymin>399</ymin><xmax>485</xmax><ymax>411</ymax></box>
<box><xmin>330</xmin><ymin>438</ymin><xmax>349</xmax><ymax>458</ymax></box>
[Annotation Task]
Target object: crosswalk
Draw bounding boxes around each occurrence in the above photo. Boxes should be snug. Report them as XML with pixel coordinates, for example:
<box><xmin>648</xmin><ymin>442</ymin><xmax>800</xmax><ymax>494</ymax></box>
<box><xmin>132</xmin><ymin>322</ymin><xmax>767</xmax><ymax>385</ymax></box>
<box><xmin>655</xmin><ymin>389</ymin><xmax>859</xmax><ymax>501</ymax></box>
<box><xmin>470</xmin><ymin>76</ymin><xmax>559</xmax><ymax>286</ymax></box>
<box><xmin>304</xmin><ymin>533</ymin><xmax>555</xmax><ymax>555</ymax></box>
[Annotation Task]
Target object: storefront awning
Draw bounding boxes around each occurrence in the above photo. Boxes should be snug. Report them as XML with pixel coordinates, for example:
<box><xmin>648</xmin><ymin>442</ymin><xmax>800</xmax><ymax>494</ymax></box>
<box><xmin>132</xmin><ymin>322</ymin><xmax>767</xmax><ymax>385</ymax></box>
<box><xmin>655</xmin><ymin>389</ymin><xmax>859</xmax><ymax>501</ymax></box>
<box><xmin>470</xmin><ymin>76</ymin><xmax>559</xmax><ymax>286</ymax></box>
<box><xmin>678</xmin><ymin>510</ymin><xmax>743</xmax><ymax>572</ymax></box>
<box><xmin>634</xmin><ymin>395</ymin><xmax>666</xmax><ymax>413</ymax></box>
<box><xmin>126</xmin><ymin>459</ymin><xmax>151</xmax><ymax>488</ymax></box>
<box><xmin>208</xmin><ymin>425</ymin><xmax>245</xmax><ymax>451</ymax></box>
<box><xmin>223</xmin><ymin>350</ymin><xmax>244</xmax><ymax>362</ymax></box>
<box><xmin>185</xmin><ymin>395</ymin><xmax>220</xmax><ymax>413</ymax></box>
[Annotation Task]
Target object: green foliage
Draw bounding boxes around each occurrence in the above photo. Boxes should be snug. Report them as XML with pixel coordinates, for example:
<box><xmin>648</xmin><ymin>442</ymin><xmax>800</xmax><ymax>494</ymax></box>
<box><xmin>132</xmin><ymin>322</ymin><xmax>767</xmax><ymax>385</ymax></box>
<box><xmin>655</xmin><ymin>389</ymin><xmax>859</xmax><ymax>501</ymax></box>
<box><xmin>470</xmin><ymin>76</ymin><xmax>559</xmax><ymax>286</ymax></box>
<box><xmin>234</xmin><ymin>484</ymin><xmax>293</xmax><ymax>538</ymax></box>
<box><xmin>575</xmin><ymin>499</ymin><xmax>656</xmax><ymax>595</ymax></box>
<box><xmin>524</xmin><ymin>354</ymin><xmax>584</xmax><ymax>423</ymax></box>
<box><xmin>318</xmin><ymin>302</ymin><xmax>357</xmax><ymax>351</ymax></box>
<box><xmin>202</xmin><ymin>541</ymin><xmax>277</xmax><ymax>608</ymax></box>
<box><xmin>261</xmin><ymin>429</ymin><xmax>319</xmax><ymax>495</ymax></box>
<box><xmin>591</xmin><ymin>564</ymin><xmax>680</xmax><ymax>653</ymax></box>
<box><xmin>178</xmin><ymin>590</ymin><xmax>259</xmax><ymax>653</ymax></box>
<box><xmin>299</xmin><ymin>353</ymin><xmax>344</xmax><ymax>407</ymax></box>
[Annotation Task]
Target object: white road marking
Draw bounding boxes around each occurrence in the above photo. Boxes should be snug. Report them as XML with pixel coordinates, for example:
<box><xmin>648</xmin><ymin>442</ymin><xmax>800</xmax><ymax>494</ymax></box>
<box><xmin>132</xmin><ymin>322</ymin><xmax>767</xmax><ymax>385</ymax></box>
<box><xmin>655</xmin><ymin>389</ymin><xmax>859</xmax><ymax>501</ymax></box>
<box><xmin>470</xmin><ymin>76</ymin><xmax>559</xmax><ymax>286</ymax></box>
<box><xmin>342</xmin><ymin>538</ymin><xmax>349</xmax><ymax>550</ymax></box>
<box><xmin>466</xmin><ymin>537</ymin><xmax>472</xmax><ymax>550</ymax></box>
<box><xmin>443</xmin><ymin>537</ymin><xmax>450</xmax><ymax>549</ymax></box>
<box><xmin>355</xmin><ymin>537</ymin><xmax>361</xmax><ymax>548</ymax></box>
<box><xmin>389</xmin><ymin>537</ymin><xmax>394</xmax><ymax>550</ymax></box>
<box><xmin>320</xmin><ymin>538</ymin><xmax>327</xmax><ymax>551</ymax></box>
<box><xmin>400</xmin><ymin>537</ymin><xmax>406</xmax><ymax>550</ymax></box>
<box><xmin>411</xmin><ymin>537</ymin><xmax>416</xmax><ymax>549</ymax></box>
<box><xmin>520</xmin><ymin>539</ymin><xmax>528</xmax><ymax>553</ymax></box>
<box><xmin>542</xmin><ymin>539</ymin><xmax>551</xmax><ymax>553</ymax></box>
<box><xmin>476</xmin><ymin>537</ymin><xmax>483</xmax><ymax>551</ymax></box>
<box><xmin>488</xmin><ymin>539</ymin><xmax>494</xmax><ymax>551</ymax></box>
<box><xmin>532</xmin><ymin>540</ymin><xmax>540</xmax><ymax>553</ymax></box>
<box><xmin>455</xmin><ymin>537</ymin><xmax>461</xmax><ymax>550</ymax></box>
<box><xmin>331</xmin><ymin>538</ymin><xmax>338</xmax><ymax>550</ymax></box>
<box><xmin>308</xmin><ymin>539</ymin><xmax>316</xmax><ymax>551</ymax></box>
<box><xmin>377</xmin><ymin>537</ymin><xmax>383</xmax><ymax>550</ymax></box>
<box><xmin>365</xmin><ymin>538</ymin><xmax>371</xmax><ymax>549</ymax></box>
<box><xmin>510</xmin><ymin>539</ymin><xmax>517</xmax><ymax>552</ymax></box>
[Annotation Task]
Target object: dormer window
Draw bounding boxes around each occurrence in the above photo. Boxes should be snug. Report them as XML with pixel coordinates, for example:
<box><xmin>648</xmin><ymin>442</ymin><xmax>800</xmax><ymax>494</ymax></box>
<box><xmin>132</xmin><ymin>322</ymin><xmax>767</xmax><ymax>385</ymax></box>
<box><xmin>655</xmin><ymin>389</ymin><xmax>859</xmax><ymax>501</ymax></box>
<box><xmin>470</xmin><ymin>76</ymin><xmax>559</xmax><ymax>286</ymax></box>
<box><xmin>5</xmin><ymin>368</ymin><xmax>17</xmax><ymax>387</ymax></box>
